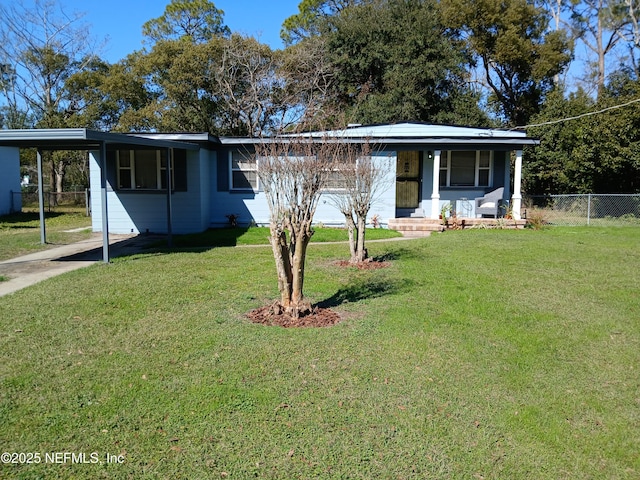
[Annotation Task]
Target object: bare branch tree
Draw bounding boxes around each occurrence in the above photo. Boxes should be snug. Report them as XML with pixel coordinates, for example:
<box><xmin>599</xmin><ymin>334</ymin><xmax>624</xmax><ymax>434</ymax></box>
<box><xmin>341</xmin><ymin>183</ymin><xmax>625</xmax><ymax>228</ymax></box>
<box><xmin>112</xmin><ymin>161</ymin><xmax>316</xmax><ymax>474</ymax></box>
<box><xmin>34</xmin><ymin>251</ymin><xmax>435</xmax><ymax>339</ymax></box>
<box><xmin>0</xmin><ymin>0</ymin><xmax>102</xmax><ymax>125</ymax></box>
<box><xmin>277</xmin><ymin>36</ymin><xmax>337</xmax><ymax>131</ymax></box>
<box><xmin>215</xmin><ymin>34</ymin><xmax>285</xmax><ymax>136</ymax></box>
<box><xmin>569</xmin><ymin>0</ymin><xmax>629</xmax><ymax>96</ymax></box>
<box><xmin>0</xmin><ymin>0</ymin><xmax>103</xmax><ymax>196</ymax></box>
<box><xmin>327</xmin><ymin>139</ymin><xmax>393</xmax><ymax>264</ymax></box>
<box><xmin>255</xmin><ymin>134</ymin><xmax>341</xmax><ymax>318</ymax></box>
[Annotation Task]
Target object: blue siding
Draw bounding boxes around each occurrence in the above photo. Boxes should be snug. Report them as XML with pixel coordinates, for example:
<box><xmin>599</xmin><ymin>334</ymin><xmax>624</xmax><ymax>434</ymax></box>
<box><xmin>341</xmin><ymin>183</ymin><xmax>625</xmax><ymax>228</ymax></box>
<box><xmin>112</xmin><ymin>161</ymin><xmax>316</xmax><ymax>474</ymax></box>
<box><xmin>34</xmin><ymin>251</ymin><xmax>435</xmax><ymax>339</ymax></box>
<box><xmin>210</xmin><ymin>150</ymin><xmax>396</xmax><ymax>228</ymax></box>
<box><xmin>90</xmin><ymin>149</ymin><xmax>208</xmax><ymax>234</ymax></box>
<box><xmin>0</xmin><ymin>147</ymin><xmax>21</xmax><ymax>215</ymax></box>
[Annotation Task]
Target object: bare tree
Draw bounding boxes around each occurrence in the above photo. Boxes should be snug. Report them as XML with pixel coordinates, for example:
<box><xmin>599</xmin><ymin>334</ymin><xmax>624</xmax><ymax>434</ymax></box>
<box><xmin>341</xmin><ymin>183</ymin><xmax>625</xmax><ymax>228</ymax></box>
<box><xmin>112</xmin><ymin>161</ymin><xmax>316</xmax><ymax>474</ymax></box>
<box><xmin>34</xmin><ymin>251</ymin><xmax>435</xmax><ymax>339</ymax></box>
<box><xmin>216</xmin><ymin>34</ymin><xmax>282</xmax><ymax>136</ymax></box>
<box><xmin>278</xmin><ymin>36</ymin><xmax>337</xmax><ymax>131</ymax></box>
<box><xmin>255</xmin><ymin>134</ymin><xmax>340</xmax><ymax>318</ymax></box>
<box><xmin>0</xmin><ymin>0</ymin><xmax>102</xmax><ymax>195</ymax></box>
<box><xmin>569</xmin><ymin>0</ymin><xmax>629</xmax><ymax>96</ymax></box>
<box><xmin>328</xmin><ymin>139</ymin><xmax>392</xmax><ymax>264</ymax></box>
<box><xmin>622</xmin><ymin>0</ymin><xmax>640</xmax><ymax>74</ymax></box>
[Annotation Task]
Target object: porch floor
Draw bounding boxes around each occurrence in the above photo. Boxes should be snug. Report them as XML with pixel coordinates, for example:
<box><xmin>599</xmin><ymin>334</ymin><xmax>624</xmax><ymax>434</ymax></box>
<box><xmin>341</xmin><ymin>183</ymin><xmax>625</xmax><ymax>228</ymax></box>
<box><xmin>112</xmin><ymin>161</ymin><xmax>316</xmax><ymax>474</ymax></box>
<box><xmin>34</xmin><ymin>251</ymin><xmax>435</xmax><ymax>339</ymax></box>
<box><xmin>389</xmin><ymin>217</ymin><xmax>527</xmax><ymax>237</ymax></box>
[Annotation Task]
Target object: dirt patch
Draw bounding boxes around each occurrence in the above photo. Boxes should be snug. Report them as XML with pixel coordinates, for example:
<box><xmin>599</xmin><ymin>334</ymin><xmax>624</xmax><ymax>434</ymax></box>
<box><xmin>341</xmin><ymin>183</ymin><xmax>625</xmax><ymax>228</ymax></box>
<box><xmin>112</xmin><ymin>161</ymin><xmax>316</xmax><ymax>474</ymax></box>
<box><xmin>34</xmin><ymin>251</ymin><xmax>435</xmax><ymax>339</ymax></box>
<box><xmin>334</xmin><ymin>258</ymin><xmax>391</xmax><ymax>270</ymax></box>
<box><xmin>247</xmin><ymin>302</ymin><xmax>341</xmax><ymax>328</ymax></box>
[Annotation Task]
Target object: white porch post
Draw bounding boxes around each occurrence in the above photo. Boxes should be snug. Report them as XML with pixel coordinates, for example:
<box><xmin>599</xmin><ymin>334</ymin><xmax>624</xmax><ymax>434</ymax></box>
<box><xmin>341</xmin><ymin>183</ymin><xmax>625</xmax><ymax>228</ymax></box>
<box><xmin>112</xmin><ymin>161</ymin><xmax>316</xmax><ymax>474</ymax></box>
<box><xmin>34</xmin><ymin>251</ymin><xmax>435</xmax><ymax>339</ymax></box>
<box><xmin>430</xmin><ymin>150</ymin><xmax>441</xmax><ymax>219</ymax></box>
<box><xmin>512</xmin><ymin>149</ymin><xmax>523</xmax><ymax>220</ymax></box>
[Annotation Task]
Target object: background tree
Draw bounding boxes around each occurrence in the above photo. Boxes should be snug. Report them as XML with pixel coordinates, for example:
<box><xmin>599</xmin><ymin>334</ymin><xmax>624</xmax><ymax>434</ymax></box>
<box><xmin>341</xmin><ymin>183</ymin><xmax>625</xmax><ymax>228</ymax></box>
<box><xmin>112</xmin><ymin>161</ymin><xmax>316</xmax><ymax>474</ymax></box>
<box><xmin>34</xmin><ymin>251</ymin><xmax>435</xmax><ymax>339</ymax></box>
<box><xmin>0</xmin><ymin>0</ymin><xmax>103</xmax><ymax>195</ymax></box>
<box><xmin>216</xmin><ymin>35</ymin><xmax>283</xmax><ymax>136</ymax></box>
<box><xmin>523</xmin><ymin>87</ymin><xmax>594</xmax><ymax>194</ymax></box>
<box><xmin>441</xmin><ymin>0</ymin><xmax>572</xmax><ymax>126</ymax></box>
<box><xmin>568</xmin><ymin>72</ymin><xmax>640</xmax><ymax>192</ymax></box>
<box><xmin>142</xmin><ymin>0</ymin><xmax>230</xmax><ymax>44</ymax></box>
<box><xmin>278</xmin><ymin>36</ymin><xmax>341</xmax><ymax>130</ymax></box>
<box><xmin>622</xmin><ymin>0</ymin><xmax>640</xmax><ymax>76</ymax></box>
<box><xmin>524</xmin><ymin>72</ymin><xmax>640</xmax><ymax>194</ymax></box>
<box><xmin>569</xmin><ymin>0</ymin><xmax>630</xmax><ymax>96</ymax></box>
<box><xmin>281</xmin><ymin>0</ymin><xmax>359</xmax><ymax>45</ymax></box>
<box><xmin>65</xmin><ymin>56</ymin><xmax>152</xmax><ymax>131</ymax></box>
<box><xmin>324</xmin><ymin>0</ymin><xmax>488</xmax><ymax>125</ymax></box>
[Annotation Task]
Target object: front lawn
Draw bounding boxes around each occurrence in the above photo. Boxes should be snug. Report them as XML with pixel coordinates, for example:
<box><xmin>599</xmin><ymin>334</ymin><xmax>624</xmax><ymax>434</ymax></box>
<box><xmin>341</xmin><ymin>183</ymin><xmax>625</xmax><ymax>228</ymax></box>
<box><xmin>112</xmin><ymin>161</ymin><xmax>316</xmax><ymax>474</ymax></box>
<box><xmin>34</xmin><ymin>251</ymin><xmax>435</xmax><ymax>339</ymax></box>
<box><xmin>0</xmin><ymin>210</ymin><xmax>92</xmax><ymax>261</ymax></box>
<box><xmin>162</xmin><ymin>226</ymin><xmax>402</xmax><ymax>249</ymax></box>
<box><xmin>0</xmin><ymin>228</ymin><xmax>638</xmax><ymax>479</ymax></box>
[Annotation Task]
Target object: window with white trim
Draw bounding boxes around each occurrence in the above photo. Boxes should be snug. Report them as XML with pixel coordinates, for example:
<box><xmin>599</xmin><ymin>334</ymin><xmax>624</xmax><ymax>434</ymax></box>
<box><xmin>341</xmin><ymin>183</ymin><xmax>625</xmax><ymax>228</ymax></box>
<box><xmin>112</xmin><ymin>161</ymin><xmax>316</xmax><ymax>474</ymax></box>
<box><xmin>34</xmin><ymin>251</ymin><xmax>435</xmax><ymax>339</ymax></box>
<box><xmin>116</xmin><ymin>149</ymin><xmax>174</xmax><ymax>190</ymax></box>
<box><xmin>439</xmin><ymin>150</ymin><xmax>493</xmax><ymax>187</ymax></box>
<box><xmin>230</xmin><ymin>150</ymin><xmax>258</xmax><ymax>190</ymax></box>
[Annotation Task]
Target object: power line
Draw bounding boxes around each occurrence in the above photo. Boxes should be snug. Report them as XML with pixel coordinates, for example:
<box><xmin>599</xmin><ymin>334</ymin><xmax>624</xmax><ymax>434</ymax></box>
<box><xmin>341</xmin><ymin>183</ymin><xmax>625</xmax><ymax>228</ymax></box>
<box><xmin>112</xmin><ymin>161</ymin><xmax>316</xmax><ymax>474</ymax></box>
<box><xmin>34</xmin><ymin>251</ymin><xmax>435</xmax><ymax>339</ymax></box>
<box><xmin>511</xmin><ymin>97</ymin><xmax>640</xmax><ymax>130</ymax></box>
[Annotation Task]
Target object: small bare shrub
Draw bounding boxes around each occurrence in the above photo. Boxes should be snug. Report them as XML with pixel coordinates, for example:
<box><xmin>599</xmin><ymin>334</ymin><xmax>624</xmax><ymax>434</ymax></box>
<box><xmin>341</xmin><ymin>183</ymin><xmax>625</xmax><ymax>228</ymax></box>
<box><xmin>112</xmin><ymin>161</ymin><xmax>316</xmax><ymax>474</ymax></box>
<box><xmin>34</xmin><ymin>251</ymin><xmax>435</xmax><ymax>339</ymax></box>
<box><xmin>526</xmin><ymin>209</ymin><xmax>548</xmax><ymax>229</ymax></box>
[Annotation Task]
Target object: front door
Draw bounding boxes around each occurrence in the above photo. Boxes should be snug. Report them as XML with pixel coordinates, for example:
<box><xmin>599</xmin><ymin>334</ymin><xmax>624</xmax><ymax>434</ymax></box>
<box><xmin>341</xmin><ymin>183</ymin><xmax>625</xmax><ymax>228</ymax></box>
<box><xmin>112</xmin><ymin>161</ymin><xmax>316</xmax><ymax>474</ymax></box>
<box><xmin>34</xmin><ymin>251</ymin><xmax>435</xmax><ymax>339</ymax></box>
<box><xmin>396</xmin><ymin>151</ymin><xmax>420</xmax><ymax>209</ymax></box>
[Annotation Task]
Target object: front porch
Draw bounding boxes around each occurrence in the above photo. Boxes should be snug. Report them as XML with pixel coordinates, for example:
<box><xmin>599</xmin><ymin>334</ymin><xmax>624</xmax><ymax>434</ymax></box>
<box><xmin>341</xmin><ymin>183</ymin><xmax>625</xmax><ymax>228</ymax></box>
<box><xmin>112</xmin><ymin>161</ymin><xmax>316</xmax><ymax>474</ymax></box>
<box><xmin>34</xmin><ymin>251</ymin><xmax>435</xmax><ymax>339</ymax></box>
<box><xmin>388</xmin><ymin>217</ymin><xmax>527</xmax><ymax>236</ymax></box>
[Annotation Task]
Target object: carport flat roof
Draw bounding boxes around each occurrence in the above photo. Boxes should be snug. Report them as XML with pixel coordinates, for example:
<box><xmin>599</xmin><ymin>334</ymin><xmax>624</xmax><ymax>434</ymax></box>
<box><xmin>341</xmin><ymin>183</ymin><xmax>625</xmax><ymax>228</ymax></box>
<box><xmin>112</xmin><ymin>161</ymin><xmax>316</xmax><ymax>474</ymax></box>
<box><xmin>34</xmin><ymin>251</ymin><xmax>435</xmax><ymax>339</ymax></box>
<box><xmin>0</xmin><ymin>128</ymin><xmax>200</xmax><ymax>150</ymax></box>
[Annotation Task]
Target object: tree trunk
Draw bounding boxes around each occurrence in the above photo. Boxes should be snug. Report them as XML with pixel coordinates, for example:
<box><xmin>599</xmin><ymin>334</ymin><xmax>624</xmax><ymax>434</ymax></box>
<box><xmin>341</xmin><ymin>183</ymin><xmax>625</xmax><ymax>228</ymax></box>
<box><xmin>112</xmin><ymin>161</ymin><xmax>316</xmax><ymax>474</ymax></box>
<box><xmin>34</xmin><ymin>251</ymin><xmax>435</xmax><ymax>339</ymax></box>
<box><xmin>269</xmin><ymin>223</ymin><xmax>314</xmax><ymax>318</ymax></box>
<box><xmin>289</xmin><ymin>229</ymin><xmax>311</xmax><ymax>317</ymax></box>
<box><xmin>344</xmin><ymin>212</ymin><xmax>357</xmax><ymax>263</ymax></box>
<box><xmin>354</xmin><ymin>214</ymin><xmax>368</xmax><ymax>263</ymax></box>
<box><xmin>46</xmin><ymin>153</ymin><xmax>58</xmax><ymax>207</ymax></box>
<box><xmin>55</xmin><ymin>159</ymin><xmax>67</xmax><ymax>205</ymax></box>
<box><xmin>269</xmin><ymin>226</ymin><xmax>293</xmax><ymax>308</ymax></box>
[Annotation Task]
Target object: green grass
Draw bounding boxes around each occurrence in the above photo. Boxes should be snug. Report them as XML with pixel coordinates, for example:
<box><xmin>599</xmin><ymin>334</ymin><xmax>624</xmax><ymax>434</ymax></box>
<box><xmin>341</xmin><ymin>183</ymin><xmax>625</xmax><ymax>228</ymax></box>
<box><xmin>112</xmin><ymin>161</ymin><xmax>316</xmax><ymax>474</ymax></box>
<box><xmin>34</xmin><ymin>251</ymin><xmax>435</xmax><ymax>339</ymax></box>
<box><xmin>0</xmin><ymin>228</ymin><xmax>639</xmax><ymax>479</ymax></box>
<box><xmin>0</xmin><ymin>210</ymin><xmax>93</xmax><ymax>261</ymax></box>
<box><xmin>162</xmin><ymin>226</ymin><xmax>402</xmax><ymax>249</ymax></box>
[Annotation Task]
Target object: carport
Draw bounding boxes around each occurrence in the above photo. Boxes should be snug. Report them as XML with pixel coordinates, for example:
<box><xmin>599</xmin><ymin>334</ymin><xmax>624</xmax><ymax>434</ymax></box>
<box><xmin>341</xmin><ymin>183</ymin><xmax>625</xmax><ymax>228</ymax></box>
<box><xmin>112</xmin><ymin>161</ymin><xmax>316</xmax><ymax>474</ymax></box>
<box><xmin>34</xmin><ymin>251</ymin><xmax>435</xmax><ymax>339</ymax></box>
<box><xmin>0</xmin><ymin>129</ymin><xmax>199</xmax><ymax>262</ymax></box>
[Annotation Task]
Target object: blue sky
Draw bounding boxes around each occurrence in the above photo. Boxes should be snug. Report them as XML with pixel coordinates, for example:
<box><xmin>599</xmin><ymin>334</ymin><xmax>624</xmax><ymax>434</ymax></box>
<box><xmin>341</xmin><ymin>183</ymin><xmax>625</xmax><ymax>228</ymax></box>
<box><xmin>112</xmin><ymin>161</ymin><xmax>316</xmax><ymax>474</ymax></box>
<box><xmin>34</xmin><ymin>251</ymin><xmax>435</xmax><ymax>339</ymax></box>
<box><xmin>60</xmin><ymin>0</ymin><xmax>301</xmax><ymax>62</ymax></box>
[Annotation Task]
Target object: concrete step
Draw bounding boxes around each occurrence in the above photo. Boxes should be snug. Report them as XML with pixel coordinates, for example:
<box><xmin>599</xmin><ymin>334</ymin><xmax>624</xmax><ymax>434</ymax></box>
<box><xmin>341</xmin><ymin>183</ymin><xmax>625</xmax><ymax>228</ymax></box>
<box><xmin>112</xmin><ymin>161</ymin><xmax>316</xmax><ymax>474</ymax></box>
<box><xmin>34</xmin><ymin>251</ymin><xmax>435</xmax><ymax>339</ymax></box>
<box><xmin>389</xmin><ymin>217</ymin><xmax>527</xmax><ymax>235</ymax></box>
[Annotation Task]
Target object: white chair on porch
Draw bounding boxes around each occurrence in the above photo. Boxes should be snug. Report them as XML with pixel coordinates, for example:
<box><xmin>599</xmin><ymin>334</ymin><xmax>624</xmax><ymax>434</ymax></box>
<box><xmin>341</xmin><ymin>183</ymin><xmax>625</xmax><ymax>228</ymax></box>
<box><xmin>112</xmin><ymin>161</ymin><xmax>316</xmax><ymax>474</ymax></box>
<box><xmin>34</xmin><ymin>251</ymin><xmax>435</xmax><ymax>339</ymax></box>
<box><xmin>474</xmin><ymin>187</ymin><xmax>504</xmax><ymax>218</ymax></box>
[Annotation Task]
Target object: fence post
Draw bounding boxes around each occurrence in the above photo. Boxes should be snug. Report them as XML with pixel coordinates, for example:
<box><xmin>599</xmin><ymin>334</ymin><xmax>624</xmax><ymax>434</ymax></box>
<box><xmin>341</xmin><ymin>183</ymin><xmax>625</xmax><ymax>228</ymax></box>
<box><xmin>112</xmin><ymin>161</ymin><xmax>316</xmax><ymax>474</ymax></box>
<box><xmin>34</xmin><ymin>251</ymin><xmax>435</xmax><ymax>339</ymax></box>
<box><xmin>85</xmin><ymin>189</ymin><xmax>90</xmax><ymax>217</ymax></box>
<box><xmin>587</xmin><ymin>194</ymin><xmax>591</xmax><ymax>226</ymax></box>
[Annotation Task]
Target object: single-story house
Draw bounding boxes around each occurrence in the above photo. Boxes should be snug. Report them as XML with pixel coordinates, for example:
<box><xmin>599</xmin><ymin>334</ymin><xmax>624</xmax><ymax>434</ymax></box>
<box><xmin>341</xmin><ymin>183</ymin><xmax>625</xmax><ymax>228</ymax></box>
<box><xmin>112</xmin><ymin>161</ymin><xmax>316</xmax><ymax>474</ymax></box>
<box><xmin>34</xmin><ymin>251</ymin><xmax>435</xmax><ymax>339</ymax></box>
<box><xmin>0</xmin><ymin>122</ymin><xmax>538</xmax><ymax>259</ymax></box>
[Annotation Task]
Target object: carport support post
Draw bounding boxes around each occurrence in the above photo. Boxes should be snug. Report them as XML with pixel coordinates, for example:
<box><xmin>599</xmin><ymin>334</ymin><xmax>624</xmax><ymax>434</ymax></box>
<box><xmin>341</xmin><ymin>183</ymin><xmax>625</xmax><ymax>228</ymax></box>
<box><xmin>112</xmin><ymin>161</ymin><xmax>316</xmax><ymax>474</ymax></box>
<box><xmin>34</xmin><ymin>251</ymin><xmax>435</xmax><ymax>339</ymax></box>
<box><xmin>100</xmin><ymin>142</ymin><xmax>110</xmax><ymax>263</ymax></box>
<box><xmin>166</xmin><ymin>148</ymin><xmax>173</xmax><ymax>248</ymax></box>
<box><xmin>36</xmin><ymin>148</ymin><xmax>46</xmax><ymax>244</ymax></box>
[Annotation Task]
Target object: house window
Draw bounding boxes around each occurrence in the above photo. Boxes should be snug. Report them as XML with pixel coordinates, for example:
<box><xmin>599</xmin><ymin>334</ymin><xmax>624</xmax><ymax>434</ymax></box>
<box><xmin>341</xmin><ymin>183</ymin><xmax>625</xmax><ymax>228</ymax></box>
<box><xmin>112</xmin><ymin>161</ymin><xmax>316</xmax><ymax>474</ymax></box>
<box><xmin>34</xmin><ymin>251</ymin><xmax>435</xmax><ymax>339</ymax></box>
<box><xmin>117</xmin><ymin>149</ymin><xmax>175</xmax><ymax>190</ymax></box>
<box><xmin>324</xmin><ymin>157</ymin><xmax>357</xmax><ymax>191</ymax></box>
<box><xmin>230</xmin><ymin>150</ymin><xmax>258</xmax><ymax>190</ymax></box>
<box><xmin>439</xmin><ymin>151</ymin><xmax>492</xmax><ymax>187</ymax></box>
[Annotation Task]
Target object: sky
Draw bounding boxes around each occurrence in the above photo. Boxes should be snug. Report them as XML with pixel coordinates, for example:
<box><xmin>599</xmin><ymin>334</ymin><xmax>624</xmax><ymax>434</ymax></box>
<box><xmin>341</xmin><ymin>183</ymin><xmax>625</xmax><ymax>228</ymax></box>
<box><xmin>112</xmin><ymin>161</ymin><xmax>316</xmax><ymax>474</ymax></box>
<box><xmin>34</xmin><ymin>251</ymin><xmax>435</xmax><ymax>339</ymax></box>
<box><xmin>58</xmin><ymin>0</ymin><xmax>301</xmax><ymax>62</ymax></box>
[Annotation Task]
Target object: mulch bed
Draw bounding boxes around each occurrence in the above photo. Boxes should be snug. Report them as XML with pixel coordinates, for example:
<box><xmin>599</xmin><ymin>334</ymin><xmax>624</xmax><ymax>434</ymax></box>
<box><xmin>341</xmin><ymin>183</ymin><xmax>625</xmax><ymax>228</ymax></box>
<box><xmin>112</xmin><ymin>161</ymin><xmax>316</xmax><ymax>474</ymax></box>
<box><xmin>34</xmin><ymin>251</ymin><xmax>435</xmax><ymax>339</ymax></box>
<box><xmin>333</xmin><ymin>259</ymin><xmax>391</xmax><ymax>270</ymax></box>
<box><xmin>247</xmin><ymin>303</ymin><xmax>341</xmax><ymax>328</ymax></box>
<box><xmin>247</xmin><ymin>258</ymin><xmax>391</xmax><ymax>327</ymax></box>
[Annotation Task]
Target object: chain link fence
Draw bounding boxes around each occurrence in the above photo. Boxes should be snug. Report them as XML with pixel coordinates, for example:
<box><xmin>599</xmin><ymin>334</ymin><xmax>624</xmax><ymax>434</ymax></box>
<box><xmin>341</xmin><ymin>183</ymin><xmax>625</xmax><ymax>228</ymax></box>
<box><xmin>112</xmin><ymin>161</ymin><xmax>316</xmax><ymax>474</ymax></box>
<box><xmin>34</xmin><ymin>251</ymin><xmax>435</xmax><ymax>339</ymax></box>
<box><xmin>524</xmin><ymin>194</ymin><xmax>640</xmax><ymax>226</ymax></box>
<box><xmin>12</xmin><ymin>188</ymin><xmax>90</xmax><ymax>215</ymax></box>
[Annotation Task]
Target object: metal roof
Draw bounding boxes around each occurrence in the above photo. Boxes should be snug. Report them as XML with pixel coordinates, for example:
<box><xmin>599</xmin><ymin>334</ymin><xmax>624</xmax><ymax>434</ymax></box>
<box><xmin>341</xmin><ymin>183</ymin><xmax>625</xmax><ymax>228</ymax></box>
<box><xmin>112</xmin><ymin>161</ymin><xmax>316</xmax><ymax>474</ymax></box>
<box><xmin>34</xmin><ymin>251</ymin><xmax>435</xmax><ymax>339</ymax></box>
<box><xmin>0</xmin><ymin>128</ymin><xmax>201</xmax><ymax>150</ymax></box>
<box><xmin>220</xmin><ymin>122</ymin><xmax>539</xmax><ymax>146</ymax></box>
<box><xmin>331</xmin><ymin>122</ymin><xmax>531</xmax><ymax>139</ymax></box>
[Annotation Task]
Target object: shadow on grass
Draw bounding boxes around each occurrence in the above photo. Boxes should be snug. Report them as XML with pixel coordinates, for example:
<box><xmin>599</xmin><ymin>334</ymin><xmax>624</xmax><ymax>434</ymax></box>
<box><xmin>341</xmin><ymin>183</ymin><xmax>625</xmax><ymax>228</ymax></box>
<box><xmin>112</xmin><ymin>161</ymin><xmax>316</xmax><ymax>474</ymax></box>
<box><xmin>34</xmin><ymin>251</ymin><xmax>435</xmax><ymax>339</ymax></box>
<box><xmin>370</xmin><ymin>246</ymin><xmax>421</xmax><ymax>263</ymax></box>
<box><xmin>146</xmin><ymin>227</ymin><xmax>253</xmax><ymax>253</ymax></box>
<box><xmin>0</xmin><ymin>211</ymin><xmax>66</xmax><ymax>228</ymax></box>
<box><xmin>317</xmin><ymin>277</ymin><xmax>414</xmax><ymax>309</ymax></box>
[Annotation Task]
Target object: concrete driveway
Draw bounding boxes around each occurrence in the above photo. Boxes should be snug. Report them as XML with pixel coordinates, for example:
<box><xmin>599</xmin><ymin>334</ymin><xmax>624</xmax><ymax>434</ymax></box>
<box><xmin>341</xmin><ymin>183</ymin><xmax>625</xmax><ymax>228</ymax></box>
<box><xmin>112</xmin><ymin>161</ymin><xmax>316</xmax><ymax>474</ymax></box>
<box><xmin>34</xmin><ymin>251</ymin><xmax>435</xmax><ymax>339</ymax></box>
<box><xmin>0</xmin><ymin>234</ymin><xmax>159</xmax><ymax>297</ymax></box>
